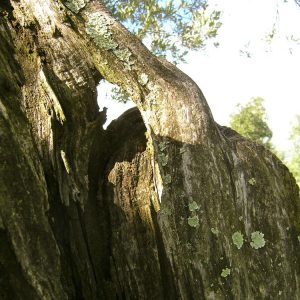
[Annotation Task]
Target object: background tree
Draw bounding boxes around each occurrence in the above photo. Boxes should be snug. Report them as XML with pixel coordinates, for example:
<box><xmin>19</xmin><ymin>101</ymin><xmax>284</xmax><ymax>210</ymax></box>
<box><xmin>230</xmin><ymin>97</ymin><xmax>274</xmax><ymax>149</ymax></box>
<box><xmin>287</xmin><ymin>115</ymin><xmax>300</xmax><ymax>188</ymax></box>
<box><xmin>229</xmin><ymin>98</ymin><xmax>298</xmax><ymax>180</ymax></box>
<box><xmin>0</xmin><ymin>1</ymin><xmax>299</xmax><ymax>299</ymax></box>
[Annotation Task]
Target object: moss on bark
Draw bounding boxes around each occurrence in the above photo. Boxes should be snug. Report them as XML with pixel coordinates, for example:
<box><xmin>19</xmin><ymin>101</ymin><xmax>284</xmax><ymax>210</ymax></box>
<box><xmin>0</xmin><ymin>1</ymin><xmax>299</xmax><ymax>299</ymax></box>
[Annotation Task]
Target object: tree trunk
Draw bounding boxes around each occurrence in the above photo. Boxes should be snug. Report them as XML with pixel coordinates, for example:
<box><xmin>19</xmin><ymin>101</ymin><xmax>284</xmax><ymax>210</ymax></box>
<box><xmin>0</xmin><ymin>1</ymin><xmax>299</xmax><ymax>299</ymax></box>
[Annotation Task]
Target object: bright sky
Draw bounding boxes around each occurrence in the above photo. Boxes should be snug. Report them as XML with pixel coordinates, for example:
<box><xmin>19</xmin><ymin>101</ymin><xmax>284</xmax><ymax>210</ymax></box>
<box><xmin>98</xmin><ymin>0</ymin><xmax>300</xmax><ymax>154</ymax></box>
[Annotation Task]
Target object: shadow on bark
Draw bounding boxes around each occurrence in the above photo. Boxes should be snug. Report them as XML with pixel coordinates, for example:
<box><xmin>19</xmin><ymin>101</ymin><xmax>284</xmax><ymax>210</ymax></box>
<box><xmin>96</xmin><ymin>107</ymin><xmax>300</xmax><ymax>299</ymax></box>
<box><xmin>0</xmin><ymin>3</ymin><xmax>299</xmax><ymax>297</ymax></box>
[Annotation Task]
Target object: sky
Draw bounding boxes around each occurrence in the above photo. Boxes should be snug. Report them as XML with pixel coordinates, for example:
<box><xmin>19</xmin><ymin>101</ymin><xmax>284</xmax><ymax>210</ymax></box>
<box><xmin>98</xmin><ymin>0</ymin><xmax>300</xmax><ymax>155</ymax></box>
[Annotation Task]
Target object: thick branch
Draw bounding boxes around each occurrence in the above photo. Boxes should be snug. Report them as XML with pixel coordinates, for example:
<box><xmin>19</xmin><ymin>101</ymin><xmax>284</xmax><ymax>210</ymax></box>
<box><xmin>64</xmin><ymin>0</ymin><xmax>217</xmax><ymax>144</ymax></box>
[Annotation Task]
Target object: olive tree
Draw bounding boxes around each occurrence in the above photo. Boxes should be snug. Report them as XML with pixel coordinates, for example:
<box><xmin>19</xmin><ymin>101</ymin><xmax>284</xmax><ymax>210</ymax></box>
<box><xmin>0</xmin><ymin>1</ymin><xmax>299</xmax><ymax>299</ymax></box>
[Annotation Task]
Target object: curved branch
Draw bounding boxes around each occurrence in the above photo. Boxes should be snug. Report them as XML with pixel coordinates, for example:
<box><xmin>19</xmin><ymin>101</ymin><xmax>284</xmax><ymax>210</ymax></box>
<box><xmin>65</xmin><ymin>0</ymin><xmax>217</xmax><ymax>144</ymax></box>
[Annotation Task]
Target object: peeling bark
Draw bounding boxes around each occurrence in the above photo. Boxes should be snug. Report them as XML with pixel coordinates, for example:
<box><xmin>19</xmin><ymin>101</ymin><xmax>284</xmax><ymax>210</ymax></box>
<box><xmin>0</xmin><ymin>1</ymin><xmax>299</xmax><ymax>299</ymax></box>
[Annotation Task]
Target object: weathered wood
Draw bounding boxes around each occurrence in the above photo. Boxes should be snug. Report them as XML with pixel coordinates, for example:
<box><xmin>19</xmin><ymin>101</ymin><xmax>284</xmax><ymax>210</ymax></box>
<box><xmin>0</xmin><ymin>1</ymin><xmax>299</xmax><ymax>299</ymax></box>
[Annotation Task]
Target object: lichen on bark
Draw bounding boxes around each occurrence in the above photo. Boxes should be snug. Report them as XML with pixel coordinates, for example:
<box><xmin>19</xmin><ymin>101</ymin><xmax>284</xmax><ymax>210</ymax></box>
<box><xmin>0</xmin><ymin>1</ymin><xmax>299</xmax><ymax>299</ymax></box>
<box><xmin>64</xmin><ymin>0</ymin><xmax>88</xmax><ymax>13</ymax></box>
<box><xmin>85</xmin><ymin>12</ymin><xmax>118</xmax><ymax>50</ymax></box>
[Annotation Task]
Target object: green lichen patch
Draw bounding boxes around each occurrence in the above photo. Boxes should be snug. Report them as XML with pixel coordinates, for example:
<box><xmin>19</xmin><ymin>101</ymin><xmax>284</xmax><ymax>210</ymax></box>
<box><xmin>221</xmin><ymin>268</ymin><xmax>231</xmax><ymax>278</ymax></box>
<box><xmin>138</xmin><ymin>73</ymin><xmax>149</xmax><ymax>86</ymax></box>
<box><xmin>158</xmin><ymin>141</ymin><xmax>169</xmax><ymax>151</ymax></box>
<box><xmin>211</xmin><ymin>228</ymin><xmax>219</xmax><ymax>235</ymax></box>
<box><xmin>113</xmin><ymin>48</ymin><xmax>134</xmax><ymax>70</ymax></box>
<box><xmin>188</xmin><ymin>216</ymin><xmax>199</xmax><ymax>228</ymax></box>
<box><xmin>189</xmin><ymin>201</ymin><xmax>199</xmax><ymax>212</ymax></box>
<box><xmin>161</xmin><ymin>207</ymin><xmax>172</xmax><ymax>216</ymax></box>
<box><xmin>147</xmin><ymin>82</ymin><xmax>161</xmax><ymax>105</ymax></box>
<box><xmin>248</xmin><ymin>177</ymin><xmax>256</xmax><ymax>185</ymax></box>
<box><xmin>86</xmin><ymin>12</ymin><xmax>118</xmax><ymax>50</ymax></box>
<box><xmin>232</xmin><ymin>231</ymin><xmax>244</xmax><ymax>249</ymax></box>
<box><xmin>186</xmin><ymin>242</ymin><xmax>192</xmax><ymax>250</ymax></box>
<box><xmin>158</xmin><ymin>153</ymin><xmax>168</xmax><ymax>166</ymax></box>
<box><xmin>64</xmin><ymin>0</ymin><xmax>87</xmax><ymax>13</ymax></box>
<box><xmin>164</xmin><ymin>174</ymin><xmax>172</xmax><ymax>184</ymax></box>
<box><xmin>250</xmin><ymin>231</ymin><xmax>266</xmax><ymax>249</ymax></box>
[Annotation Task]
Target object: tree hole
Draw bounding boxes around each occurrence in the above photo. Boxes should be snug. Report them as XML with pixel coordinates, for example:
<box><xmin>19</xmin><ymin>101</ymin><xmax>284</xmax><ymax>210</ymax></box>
<box><xmin>97</xmin><ymin>80</ymin><xmax>136</xmax><ymax>129</ymax></box>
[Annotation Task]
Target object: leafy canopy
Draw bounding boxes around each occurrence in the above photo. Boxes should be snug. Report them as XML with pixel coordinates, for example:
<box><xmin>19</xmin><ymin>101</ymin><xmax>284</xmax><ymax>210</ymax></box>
<box><xmin>104</xmin><ymin>0</ymin><xmax>222</xmax><ymax>64</ymax></box>
<box><xmin>230</xmin><ymin>97</ymin><xmax>273</xmax><ymax>149</ymax></box>
<box><xmin>102</xmin><ymin>0</ymin><xmax>222</xmax><ymax>103</ymax></box>
<box><xmin>103</xmin><ymin>0</ymin><xmax>221</xmax><ymax>102</ymax></box>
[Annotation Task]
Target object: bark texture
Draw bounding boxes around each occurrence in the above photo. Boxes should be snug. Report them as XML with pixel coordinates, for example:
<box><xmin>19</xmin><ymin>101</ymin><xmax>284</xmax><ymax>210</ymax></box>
<box><xmin>0</xmin><ymin>1</ymin><xmax>299</xmax><ymax>299</ymax></box>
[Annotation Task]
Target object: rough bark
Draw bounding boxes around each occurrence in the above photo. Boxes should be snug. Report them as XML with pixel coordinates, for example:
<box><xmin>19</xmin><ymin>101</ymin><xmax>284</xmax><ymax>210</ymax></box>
<box><xmin>0</xmin><ymin>1</ymin><xmax>299</xmax><ymax>299</ymax></box>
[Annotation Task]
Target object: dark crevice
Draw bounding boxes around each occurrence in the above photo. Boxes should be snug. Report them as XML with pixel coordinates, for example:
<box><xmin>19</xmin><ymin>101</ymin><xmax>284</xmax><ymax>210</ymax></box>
<box><xmin>0</xmin><ymin>230</ymin><xmax>39</xmax><ymax>300</ymax></box>
<box><xmin>85</xmin><ymin>122</ymin><xmax>114</xmax><ymax>296</ymax></box>
<box><xmin>45</xmin><ymin>169</ymin><xmax>77</xmax><ymax>298</ymax></box>
<box><xmin>150</xmin><ymin>205</ymin><xmax>179</xmax><ymax>300</ymax></box>
<box><xmin>0</xmin><ymin>0</ymin><xmax>14</xmax><ymax>20</ymax></box>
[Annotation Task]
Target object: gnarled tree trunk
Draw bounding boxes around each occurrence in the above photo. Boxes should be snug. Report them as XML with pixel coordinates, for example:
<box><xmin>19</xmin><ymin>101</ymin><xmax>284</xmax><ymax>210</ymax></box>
<box><xmin>0</xmin><ymin>1</ymin><xmax>299</xmax><ymax>299</ymax></box>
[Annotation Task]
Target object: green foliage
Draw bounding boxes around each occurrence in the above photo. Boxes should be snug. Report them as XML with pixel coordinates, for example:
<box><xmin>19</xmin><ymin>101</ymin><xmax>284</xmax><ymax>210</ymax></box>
<box><xmin>287</xmin><ymin>115</ymin><xmax>300</xmax><ymax>188</ymax></box>
<box><xmin>230</xmin><ymin>100</ymin><xmax>299</xmax><ymax>189</ymax></box>
<box><xmin>289</xmin><ymin>150</ymin><xmax>300</xmax><ymax>188</ymax></box>
<box><xmin>102</xmin><ymin>0</ymin><xmax>222</xmax><ymax>102</ymax></box>
<box><xmin>290</xmin><ymin>115</ymin><xmax>300</xmax><ymax>140</ymax></box>
<box><xmin>111</xmin><ymin>85</ymin><xmax>132</xmax><ymax>103</ymax></box>
<box><xmin>230</xmin><ymin>97</ymin><xmax>273</xmax><ymax>149</ymax></box>
<box><xmin>103</xmin><ymin>0</ymin><xmax>222</xmax><ymax>64</ymax></box>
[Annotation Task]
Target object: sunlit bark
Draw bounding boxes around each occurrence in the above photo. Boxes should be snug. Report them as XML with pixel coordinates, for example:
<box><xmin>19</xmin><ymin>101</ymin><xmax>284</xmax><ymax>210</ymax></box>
<box><xmin>0</xmin><ymin>1</ymin><xmax>299</xmax><ymax>299</ymax></box>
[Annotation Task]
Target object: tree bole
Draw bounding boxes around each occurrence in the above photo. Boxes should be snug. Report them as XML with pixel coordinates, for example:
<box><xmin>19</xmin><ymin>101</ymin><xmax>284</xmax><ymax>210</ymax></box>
<box><xmin>0</xmin><ymin>1</ymin><xmax>299</xmax><ymax>299</ymax></box>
